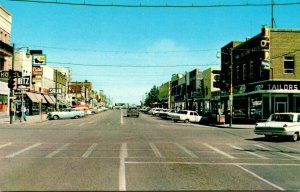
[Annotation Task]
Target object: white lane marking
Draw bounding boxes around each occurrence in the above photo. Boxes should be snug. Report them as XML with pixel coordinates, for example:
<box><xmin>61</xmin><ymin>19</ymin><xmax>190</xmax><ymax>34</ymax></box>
<box><xmin>5</xmin><ymin>143</ymin><xmax>42</xmax><ymax>158</ymax></box>
<box><xmin>277</xmin><ymin>152</ymin><xmax>300</xmax><ymax>160</ymax></box>
<box><xmin>82</xmin><ymin>143</ymin><xmax>98</xmax><ymax>158</ymax></box>
<box><xmin>0</xmin><ymin>142</ymin><xmax>12</xmax><ymax>149</ymax></box>
<box><xmin>65</xmin><ymin>123</ymin><xmax>73</xmax><ymax>126</ymax></box>
<box><xmin>253</xmin><ymin>144</ymin><xmax>272</xmax><ymax>151</ymax></box>
<box><xmin>149</xmin><ymin>143</ymin><xmax>163</xmax><ymax>158</ymax></box>
<box><xmin>125</xmin><ymin>161</ymin><xmax>300</xmax><ymax>166</ymax></box>
<box><xmin>79</xmin><ymin>122</ymin><xmax>86</xmax><ymax>127</ymax></box>
<box><xmin>235</xmin><ymin>165</ymin><xmax>285</xmax><ymax>191</ymax></box>
<box><xmin>280</xmin><ymin>145</ymin><xmax>300</xmax><ymax>152</ymax></box>
<box><xmin>254</xmin><ymin>144</ymin><xmax>300</xmax><ymax>160</ymax></box>
<box><xmin>119</xmin><ymin>143</ymin><xmax>127</xmax><ymax>191</ymax></box>
<box><xmin>120</xmin><ymin>111</ymin><xmax>124</xmax><ymax>125</ymax></box>
<box><xmin>229</xmin><ymin>144</ymin><xmax>268</xmax><ymax>159</ymax></box>
<box><xmin>203</xmin><ymin>143</ymin><xmax>235</xmax><ymax>159</ymax></box>
<box><xmin>45</xmin><ymin>143</ymin><xmax>70</xmax><ymax>158</ymax></box>
<box><xmin>174</xmin><ymin>143</ymin><xmax>198</xmax><ymax>158</ymax></box>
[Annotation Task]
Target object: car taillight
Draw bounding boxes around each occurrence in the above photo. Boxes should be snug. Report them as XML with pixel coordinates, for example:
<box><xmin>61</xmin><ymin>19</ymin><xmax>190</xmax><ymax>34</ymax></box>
<box><xmin>283</xmin><ymin>124</ymin><xmax>288</xmax><ymax>128</ymax></box>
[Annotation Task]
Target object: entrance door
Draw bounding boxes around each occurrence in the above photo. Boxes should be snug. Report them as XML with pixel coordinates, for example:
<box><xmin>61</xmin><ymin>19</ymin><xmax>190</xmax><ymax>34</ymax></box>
<box><xmin>276</xmin><ymin>102</ymin><xmax>287</xmax><ymax>113</ymax></box>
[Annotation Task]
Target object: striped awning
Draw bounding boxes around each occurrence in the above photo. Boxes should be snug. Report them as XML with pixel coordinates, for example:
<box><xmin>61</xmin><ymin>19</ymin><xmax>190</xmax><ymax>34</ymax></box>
<box><xmin>34</xmin><ymin>94</ymin><xmax>47</xmax><ymax>103</ymax></box>
<box><xmin>44</xmin><ymin>95</ymin><xmax>55</xmax><ymax>104</ymax></box>
<box><xmin>26</xmin><ymin>92</ymin><xmax>39</xmax><ymax>103</ymax></box>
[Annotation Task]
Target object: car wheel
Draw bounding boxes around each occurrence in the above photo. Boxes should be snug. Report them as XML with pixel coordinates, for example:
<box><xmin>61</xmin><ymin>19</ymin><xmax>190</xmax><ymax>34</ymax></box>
<box><xmin>173</xmin><ymin>120</ymin><xmax>178</xmax><ymax>123</ymax></box>
<box><xmin>74</xmin><ymin>115</ymin><xmax>80</xmax><ymax>119</ymax></box>
<box><xmin>184</xmin><ymin>119</ymin><xmax>189</xmax><ymax>123</ymax></box>
<box><xmin>53</xmin><ymin>115</ymin><xmax>59</xmax><ymax>120</ymax></box>
<box><xmin>291</xmin><ymin>133</ymin><xmax>299</xmax><ymax>142</ymax></box>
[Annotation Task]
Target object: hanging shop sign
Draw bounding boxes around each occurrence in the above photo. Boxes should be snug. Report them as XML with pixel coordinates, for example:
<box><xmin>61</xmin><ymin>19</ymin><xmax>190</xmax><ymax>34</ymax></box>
<box><xmin>32</xmin><ymin>54</ymin><xmax>46</xmax><ymax>66</ymax></box>
<box><xmin>32</xmin><ymin>66</ymin><xmax>43</xmax><ymax>76</ymax></box>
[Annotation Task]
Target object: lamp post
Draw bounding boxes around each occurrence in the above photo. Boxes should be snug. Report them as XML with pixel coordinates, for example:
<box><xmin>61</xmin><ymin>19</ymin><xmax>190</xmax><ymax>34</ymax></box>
<box><xmin>9</xmin><ymin>44</ymin><xmax>30</xmax><ymax>124</ymax></box>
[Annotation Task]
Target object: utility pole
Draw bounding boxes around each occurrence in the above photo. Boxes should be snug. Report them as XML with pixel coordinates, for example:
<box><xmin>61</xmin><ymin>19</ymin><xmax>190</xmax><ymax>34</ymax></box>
<box><xmin>271</xmin><ymin>0</ymin><xmax>275</xmax><ymax>28</ymax></box>
<box><xmin>229</xmin><ymin>48</ymin><xmax>233</xmax><ymax>128</ymax></box>
<box><xmin>9</xmin><ymin>44</ymin><xmax>15</xmax><ymax>124</ymax></box>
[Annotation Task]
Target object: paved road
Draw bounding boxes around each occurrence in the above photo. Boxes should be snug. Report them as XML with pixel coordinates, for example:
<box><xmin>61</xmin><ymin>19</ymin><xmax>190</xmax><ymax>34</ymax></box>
<box><xmin>0</xmin><ymin>110</ymin><xmax>299</xmax><ymax>191</ymax></box>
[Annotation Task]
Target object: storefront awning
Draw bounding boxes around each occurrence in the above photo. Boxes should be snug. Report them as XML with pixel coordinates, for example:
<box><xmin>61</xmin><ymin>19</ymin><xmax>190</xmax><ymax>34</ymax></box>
<box><xmin>26</xmin><ymin>92</ymin><xmax>40</xmax><ymax>103</ymax></box>
<box><xmin>34</xmin><ymin>94</ymin><xmax>47</xmax><ymax>103</ymax></box>
<box><xmin>49</xmin><ymin>95</ymin><xmax>56</xmax><ymax>104</ymax></box>
<box><xmin>44</xmin><ymin>95</ymin><xmax>55</xmax><ymax>104</ymax></box>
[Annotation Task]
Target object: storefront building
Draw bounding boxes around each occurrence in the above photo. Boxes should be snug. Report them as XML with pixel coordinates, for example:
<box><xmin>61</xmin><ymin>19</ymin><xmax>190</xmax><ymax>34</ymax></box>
<box><xmin>221</xmin><ymin>26</ymin><xmax>300</xmax><ymax>123</ymax></box>
<box><xmin>0</xmin><ymin>5</ymin><xmax>12</xmax><ymax>112</ymax></box>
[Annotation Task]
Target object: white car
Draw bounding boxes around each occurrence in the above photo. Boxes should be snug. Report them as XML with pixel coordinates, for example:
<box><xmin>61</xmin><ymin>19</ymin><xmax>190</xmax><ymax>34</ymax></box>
<box><xmin>254</xmin><ymin>113</ymin><xmax>300</xmax><ymax>141</ymax></box>
<box><xmin>170</xmin><ymin>110</ymin><xmax>202</xmax><ymax>123</ymax></box>
<box><xmin>47</xmin><ymin>108</ymin><xmax>85</xmax><ymax>120</ymax></box>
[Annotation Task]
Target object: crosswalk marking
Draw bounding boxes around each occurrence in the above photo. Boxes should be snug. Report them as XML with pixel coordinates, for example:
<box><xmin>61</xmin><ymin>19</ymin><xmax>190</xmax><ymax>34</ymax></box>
<box><xmin>82</xmin><ymin>143</ymin><xmax>98</xmax><ymax>158</ymax></box>
<box><xmin>229</xmin><ymin>144</ymin><xmax>268</xmax><ymax>159</ymax></box>
<box><xmin>45</xmin><ymin>143</ymin><xmax>70</xmax><ymax>158</ymax></box>
<box><xmin>0</xmin><ymin>142</ymin><xmax>12</xmax><ymax>149</ymax></box>
<box><xmin>203</xmin><ymin>143</ymin><xmax>235</xmax><ymax>159</ymax></box>
<box><xmin>149</xmin><ymin>143</ymin><xmax>163</xmax><ymax>158</ymax></box>
<box><xmin>174</xmin><ymin>143</ymin><xmax>198</xmax><ymax>158</ymax></box>
<box><xmin>254</xmin><ymin>144</ymin><xmax>300</xmax><ymax>160</ymax></box>
<box><xmin>5</xmin><ymin>143</ymin><xmax>42</xmax><ymax>158</ymax></box>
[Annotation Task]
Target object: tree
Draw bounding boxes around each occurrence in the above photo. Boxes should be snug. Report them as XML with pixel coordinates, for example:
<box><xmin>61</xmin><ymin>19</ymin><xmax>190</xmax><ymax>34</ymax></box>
<box><xmin>144</xmin><ymin>85</ymin><xmax>159</xmax><ymax>107</ymax></box>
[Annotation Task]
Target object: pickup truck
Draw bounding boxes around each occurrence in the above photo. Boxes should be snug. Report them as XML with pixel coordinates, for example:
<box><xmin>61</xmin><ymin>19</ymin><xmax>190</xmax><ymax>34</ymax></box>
<box><xmin>47</xmin><ymin>108</ymin><xmax>85</xmax><ymax>120</ymax></box>
<box><xmin>169</xmin><ymin>110</ymin><xmax>202</xmax><ymax>123</ymax></box>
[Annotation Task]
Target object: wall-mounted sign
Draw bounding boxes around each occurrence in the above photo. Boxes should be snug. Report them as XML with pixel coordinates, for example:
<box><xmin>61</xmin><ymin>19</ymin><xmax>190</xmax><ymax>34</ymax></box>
<box><xmin>17</xmin><ymin>76</ymin><xmax>30</xmax><ymax>86</ymax></box>
<box><xmin>32</xmin><ymin>54</ymin><xmax>46</xmax><ymax>66</ymax></box>
<box><xmin>32</xmin><ymin>66</ymin><xmax>43</xmax><ymax>76</ymax></box>
<box><xmin>49</xmin><ymin>88</ymin><xmax>62</xmax><ymax>94</ymax></box>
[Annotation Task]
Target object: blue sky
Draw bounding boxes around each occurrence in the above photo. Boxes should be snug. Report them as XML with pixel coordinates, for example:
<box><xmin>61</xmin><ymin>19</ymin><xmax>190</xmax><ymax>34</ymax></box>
<box><xmin>1</xmin><ymin>0</ymin><xmax>299</xmax><ymax>104</ymax></box>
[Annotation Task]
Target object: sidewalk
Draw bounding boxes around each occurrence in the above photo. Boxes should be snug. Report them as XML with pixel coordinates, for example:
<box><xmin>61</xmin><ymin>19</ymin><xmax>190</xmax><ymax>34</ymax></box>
<box><xmin>0</xmin><ymin>113</ymin><xmax>47</xmax><ymax>124</ymax></box>
<box><xmin>214</xmin><ymin>123</ymin><xmax>255</xmax><ymax>129</ymax></box>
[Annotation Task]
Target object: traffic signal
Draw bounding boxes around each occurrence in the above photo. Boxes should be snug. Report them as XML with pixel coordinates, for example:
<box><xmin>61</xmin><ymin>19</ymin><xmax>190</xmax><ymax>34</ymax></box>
<box><xmin>8</xmin><ymin>77</ymin><xmax>15</xmax><ymax>89</ymax></box>
<box><xmin>8</xmin><ymin>69</ymin><xmax>14</xmax><ymax>78</ymax></box>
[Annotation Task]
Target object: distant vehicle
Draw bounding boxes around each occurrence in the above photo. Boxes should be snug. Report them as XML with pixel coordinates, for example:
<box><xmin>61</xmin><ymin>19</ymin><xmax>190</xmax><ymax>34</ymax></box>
<box><xmin>169</xmin><ymin>110</ymin><xmax>202</xmax><ymax>123</ymax></box>
<box><xmin>125</xmin><ymin>107</ymin><xmax>139</xmax><ymax>117</ymax></box>
<box><xmin>47</xmin><ymin>108</ymin><xmax>85</xmax><ymax>120</ymax></box>
<box><xmin>254</xmin><ymin>113</ymin><xmax>300</xmax><ymax>141</ymax></box>
<box><xmin>152</xmin><ymin>108</ymin><xmax>163</xmax><ymax>116</ymax></box>
<box><xmin>156</xmin><ymin>109</ymin><xmax>171</xmax><ymax>118</ymax></box>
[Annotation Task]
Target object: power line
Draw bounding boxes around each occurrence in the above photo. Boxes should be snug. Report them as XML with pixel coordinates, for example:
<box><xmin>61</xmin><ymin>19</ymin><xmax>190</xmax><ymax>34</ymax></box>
<box><xmin>48</xmin><ymin>61</ymin><xmax>219</xmax><ymax>68</ymax></box>
<box><xmin>16</xmin><ymin>43</ymin><xmax>217</xmax><ymax>54</ymax></box>
<box><xmin>7</xmin><ymin>0</ymin><xmax>300</xmax><ymax>8</ymax></box>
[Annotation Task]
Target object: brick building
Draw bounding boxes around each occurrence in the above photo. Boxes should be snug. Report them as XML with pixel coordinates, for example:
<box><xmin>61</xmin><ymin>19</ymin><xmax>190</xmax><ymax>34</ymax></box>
<box><xmin>221</xmin><ymin>26</ymin><xmax>300</xmax><ymax>123</ymax></box>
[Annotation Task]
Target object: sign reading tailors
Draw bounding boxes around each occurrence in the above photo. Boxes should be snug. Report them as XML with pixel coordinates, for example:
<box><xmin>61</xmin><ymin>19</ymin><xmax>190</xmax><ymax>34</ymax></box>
<box><xmin>32</xmin><ymin>54</ymin><xmax>46</xmax><ymax>66</ymax></box>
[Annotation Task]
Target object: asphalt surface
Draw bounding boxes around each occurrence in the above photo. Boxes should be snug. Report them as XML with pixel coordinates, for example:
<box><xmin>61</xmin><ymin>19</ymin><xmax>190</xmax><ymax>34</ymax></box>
<box><xmin>0</xmin><ymin>110</ymin><xmax>300</xmax><ymax>191</ymax></box>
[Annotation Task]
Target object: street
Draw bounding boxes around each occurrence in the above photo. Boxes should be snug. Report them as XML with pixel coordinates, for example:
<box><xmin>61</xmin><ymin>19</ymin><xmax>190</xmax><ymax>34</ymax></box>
<box><xmin>0</xmin><ymin>110</ymin><xmax>300</xmax><ymax>191</ymax></box>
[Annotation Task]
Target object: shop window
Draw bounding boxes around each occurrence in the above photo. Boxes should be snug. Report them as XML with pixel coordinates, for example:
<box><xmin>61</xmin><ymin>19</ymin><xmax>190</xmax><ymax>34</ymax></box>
<box><xmin>236</xmin><ymin>66</ymin><xmax>240</xmax><ymax>80</ymax></box>
<box><xmin>283</xmin><ymin>56</ymin><xmax>295</xmax><ymax>74</ymax></box>
<box><xmin>250</xmin><ymin>61</ymin><xmax>253</xmax><ymax>79</ymax></box>
<box><xmin>243</xmin><ymin>64</ymin><xmax>246</xmax><ymax>80</ymax></box>
<box><xmin>250</xmin><ymin>97</ymin><xmax>262</xmax><ymax>119</ymax></box>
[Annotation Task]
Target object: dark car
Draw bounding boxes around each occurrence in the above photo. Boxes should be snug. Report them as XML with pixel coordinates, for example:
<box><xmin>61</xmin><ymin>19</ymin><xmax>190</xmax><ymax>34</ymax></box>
<box><xmin>126</xmin><ymin>108</ymin><xmax>139</xmax><ymax>117</ymax></box>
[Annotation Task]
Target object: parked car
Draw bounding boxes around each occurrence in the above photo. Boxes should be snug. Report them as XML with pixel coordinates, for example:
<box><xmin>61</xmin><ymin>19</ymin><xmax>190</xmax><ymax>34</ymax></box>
<box><xmin>254</xmin><ymin>113</ymin><xmax>300</xmax><ymax>141</ymax></box>
<box><xmin>47</xmin><ymin>108</ymin><xmax>85</xmax><ymax>120</ymax></box>
<box><xmin>166</xmin><ymin>109</ymin><xmax>178</xmax><ymax>120</ymax></box>
<box><xmin>125</xmin><ymin>107</ymin><xmax>139</xmax><ymax>117</ymax></box>
<box><xmin>169</xmin><ymin>110</ymin><xmax>202</xmax><ymax>123</ymax></box>
<box><xmin>156</xmin><ymin>109</ymin><xmax>171</xmax><ymax>119</ymax></box>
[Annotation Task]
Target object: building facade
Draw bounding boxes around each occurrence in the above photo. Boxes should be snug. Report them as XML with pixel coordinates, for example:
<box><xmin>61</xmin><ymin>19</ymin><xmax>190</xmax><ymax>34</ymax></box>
<box><xmin>221</xmin><ymin>26</ymin><xmax>300</xmax><ymax>123</ymax></box>
<box><xmin>0</xmin><ymin>5</ymin><xmax>12</xmax><ymax>112</ymax></box>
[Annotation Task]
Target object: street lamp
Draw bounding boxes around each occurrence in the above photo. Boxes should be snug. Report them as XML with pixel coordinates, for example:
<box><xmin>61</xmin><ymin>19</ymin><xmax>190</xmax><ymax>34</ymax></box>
<box><xmin>9</xmin><ymin>44</ymin><xmax>30</xmax><ymax>124</ymax></box>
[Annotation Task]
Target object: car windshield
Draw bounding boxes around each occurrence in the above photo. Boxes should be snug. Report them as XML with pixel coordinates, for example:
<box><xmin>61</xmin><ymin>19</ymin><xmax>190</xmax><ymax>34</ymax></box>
<box><xmin>269</xmin><ymin>114</ymin><xmax>294</xmax><ymax>122</ymax></box>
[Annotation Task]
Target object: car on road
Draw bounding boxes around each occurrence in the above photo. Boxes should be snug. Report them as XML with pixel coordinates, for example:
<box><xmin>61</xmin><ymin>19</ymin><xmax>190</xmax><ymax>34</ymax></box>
<box><xmin>125</xmin><ymin>107</ymin><xmax>139</xmax><ymax>117</ymax></box>
<box><xmin>47</xmin><ymin>108</ymin><xmax>85</xmax><ymax>120</ymax></box>
<box><xmin>169</xmin><ymin>110</ymin><xmax>202</xmax><ymax>123</ymax></box>
<box><xmin>156</xmin><ymin>109</ymin><xmax>170</xmax><ymax>118</ymax></box>
<box><xmin>254</xmin><ymin>113</ymin><xmax>300</xmax><ymax>141</ymax></box>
